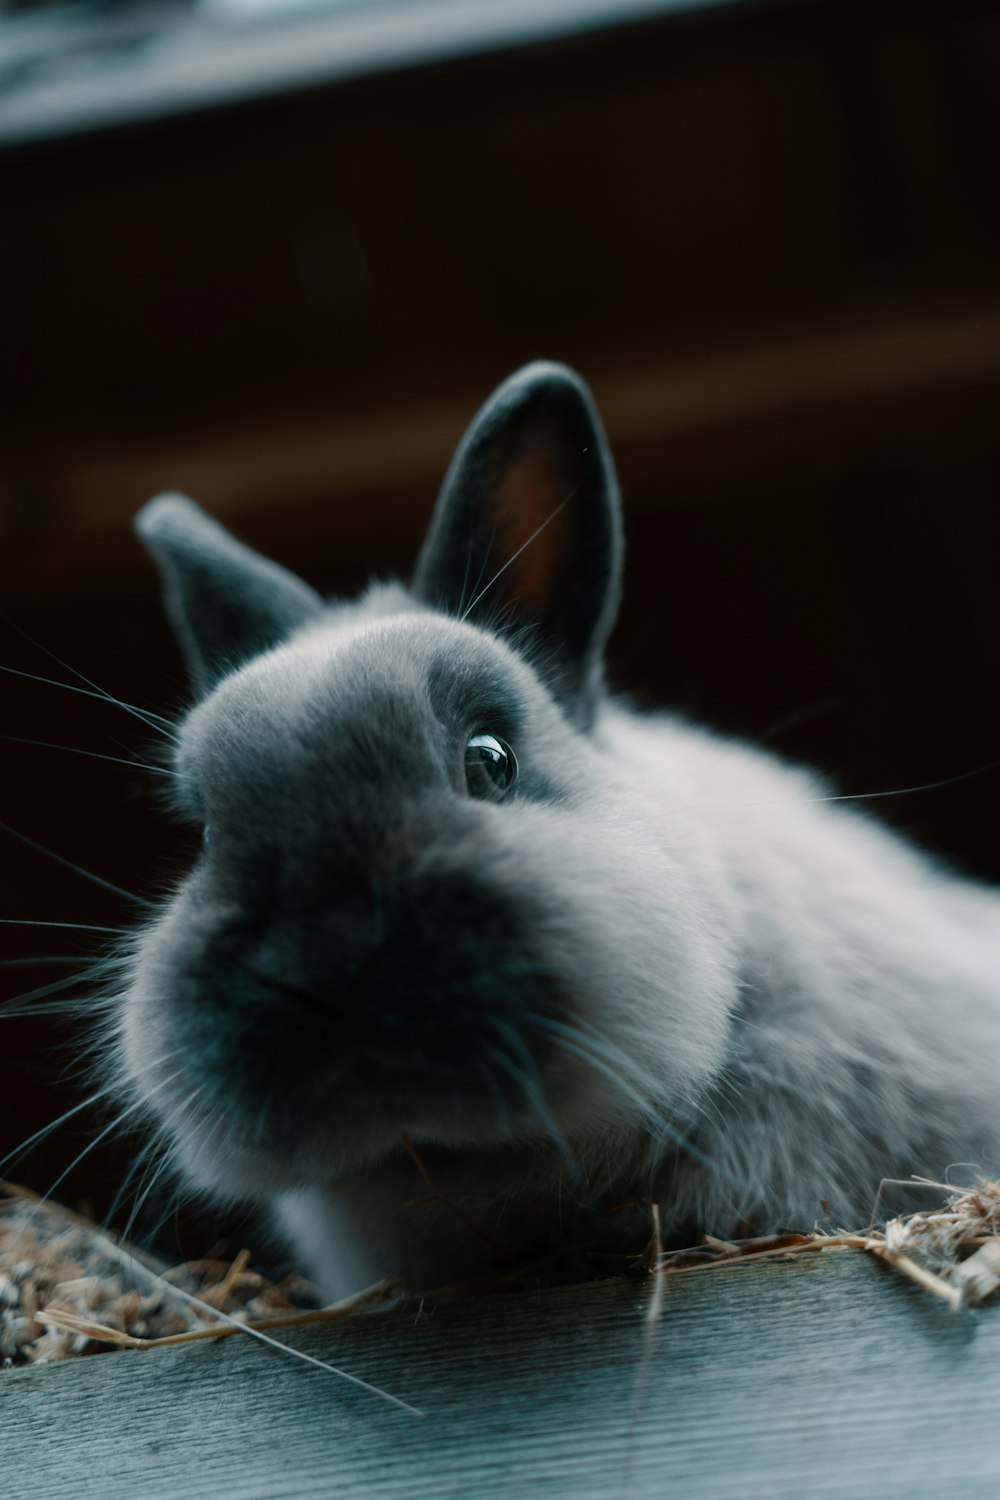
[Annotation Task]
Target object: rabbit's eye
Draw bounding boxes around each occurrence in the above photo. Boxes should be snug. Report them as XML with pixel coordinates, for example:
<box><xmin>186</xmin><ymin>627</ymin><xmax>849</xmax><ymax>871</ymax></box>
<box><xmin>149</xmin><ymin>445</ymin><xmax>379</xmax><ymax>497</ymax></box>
<box><xmin>465</xmin><ymin>733</ymin><xmax>517</xmax><ymax>798</ymax></box>
<box><xmin>202</xmin><ymin>826</ymin><xmax>211</xmax><ymax>850</ymax></box>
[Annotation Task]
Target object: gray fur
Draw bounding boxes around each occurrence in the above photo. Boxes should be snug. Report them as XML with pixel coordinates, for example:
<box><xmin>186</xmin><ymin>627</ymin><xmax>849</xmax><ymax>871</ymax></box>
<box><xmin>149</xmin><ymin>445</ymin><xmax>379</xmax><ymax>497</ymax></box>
<box><xmin>120</xmin><ymin>361</ymin><xmax>1000</xmax><ymax>1297</ymax></box>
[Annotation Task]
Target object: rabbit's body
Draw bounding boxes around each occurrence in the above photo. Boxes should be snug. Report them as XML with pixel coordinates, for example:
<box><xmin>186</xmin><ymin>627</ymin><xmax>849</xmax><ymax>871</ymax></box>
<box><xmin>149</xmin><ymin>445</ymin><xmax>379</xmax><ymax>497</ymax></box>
<box><xmin>119</xmin><ymin>364</ymin><xmax>1000</xmax><ymax>1297</ymax></box>
<box><xmin>268</xmin><ymin>704</ymin><xmax>1000</xmax><ymax>1295</ymax></box>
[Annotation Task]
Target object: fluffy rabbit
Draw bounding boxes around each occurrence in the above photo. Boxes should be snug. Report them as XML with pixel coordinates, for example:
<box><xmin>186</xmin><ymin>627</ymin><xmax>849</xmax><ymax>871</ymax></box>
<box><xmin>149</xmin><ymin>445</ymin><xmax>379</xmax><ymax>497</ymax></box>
<box><xmin>120</xmin><ymin>362</ymin><xmax>1000</xmax><ymax>1297</ymax></box>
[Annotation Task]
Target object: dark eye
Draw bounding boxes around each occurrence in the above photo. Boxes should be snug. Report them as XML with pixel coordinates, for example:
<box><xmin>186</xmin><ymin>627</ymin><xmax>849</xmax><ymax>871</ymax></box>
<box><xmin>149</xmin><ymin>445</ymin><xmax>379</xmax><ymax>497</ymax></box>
<box><xmin>465</xmin><ymin>733</ymin><xmax>517</xmax><ymax>798</ymax></box>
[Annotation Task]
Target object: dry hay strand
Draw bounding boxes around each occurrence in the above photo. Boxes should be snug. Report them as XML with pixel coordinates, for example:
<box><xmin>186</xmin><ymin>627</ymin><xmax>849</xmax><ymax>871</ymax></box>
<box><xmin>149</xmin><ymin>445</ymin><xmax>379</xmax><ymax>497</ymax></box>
<box><xmin>3</xmin><ymin>1174</ymin><xmax>998</xmax><ymax>1371</ymax></box>
<box><xmin>0</xmin><ymin>1179</ymin><xmax>399</xmax><ymax>1368</ymax></box>
<box><xmin>640</xmin><ymin>1176</ymin><xmax>1000</xmax><ymax>1312</ymax></box>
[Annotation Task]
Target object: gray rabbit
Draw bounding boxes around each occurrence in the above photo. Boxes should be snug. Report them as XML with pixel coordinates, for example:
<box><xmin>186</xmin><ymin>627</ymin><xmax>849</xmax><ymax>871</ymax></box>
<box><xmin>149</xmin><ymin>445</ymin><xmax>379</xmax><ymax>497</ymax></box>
<box><xmin>119</xmin><ymin>362</ymin><xmax>1000</xmax><ymax>1297</ymax></box>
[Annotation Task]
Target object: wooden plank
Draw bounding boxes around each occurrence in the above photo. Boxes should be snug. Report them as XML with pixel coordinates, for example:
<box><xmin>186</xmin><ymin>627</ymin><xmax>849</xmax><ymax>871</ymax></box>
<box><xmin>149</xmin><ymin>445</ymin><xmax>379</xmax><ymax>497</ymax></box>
<box><xmin>6</xmin><ymin>1253</ymin><xmax>999</xmax><ymax>1499</ymax></box>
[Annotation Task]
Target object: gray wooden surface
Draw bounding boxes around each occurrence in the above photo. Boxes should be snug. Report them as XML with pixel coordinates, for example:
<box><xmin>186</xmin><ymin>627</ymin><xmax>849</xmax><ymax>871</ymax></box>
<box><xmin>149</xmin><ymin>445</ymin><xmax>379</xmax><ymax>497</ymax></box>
<box><xmin>5</xmin><ymin>1254</ymin><xmax>999</xmax><ymax>1500</ymax></box>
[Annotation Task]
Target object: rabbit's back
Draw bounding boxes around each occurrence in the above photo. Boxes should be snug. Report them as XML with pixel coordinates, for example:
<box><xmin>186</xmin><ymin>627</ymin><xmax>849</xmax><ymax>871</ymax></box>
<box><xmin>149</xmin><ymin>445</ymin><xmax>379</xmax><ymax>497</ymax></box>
<box><xmin>604</xmin><ymin>705</ymin><xmax>1000</xmax><ymax>1232</ymax></box>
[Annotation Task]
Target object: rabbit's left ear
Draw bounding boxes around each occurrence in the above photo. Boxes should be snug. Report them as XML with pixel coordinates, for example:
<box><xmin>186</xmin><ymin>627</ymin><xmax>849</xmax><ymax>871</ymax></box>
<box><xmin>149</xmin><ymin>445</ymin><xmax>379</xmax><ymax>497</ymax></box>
<box><xmin>412</xmin><ymin>362</ymin><xmax>623</xmax><ymax>728</ymax></box>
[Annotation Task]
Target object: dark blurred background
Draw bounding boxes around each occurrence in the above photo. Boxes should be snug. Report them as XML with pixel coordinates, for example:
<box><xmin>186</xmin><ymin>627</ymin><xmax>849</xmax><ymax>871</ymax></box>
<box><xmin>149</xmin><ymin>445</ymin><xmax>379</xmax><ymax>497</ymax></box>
<box><xmin>1</xmin><ymin>0</ymin><xmax>999</xmax><ymax>1260</ymax></box>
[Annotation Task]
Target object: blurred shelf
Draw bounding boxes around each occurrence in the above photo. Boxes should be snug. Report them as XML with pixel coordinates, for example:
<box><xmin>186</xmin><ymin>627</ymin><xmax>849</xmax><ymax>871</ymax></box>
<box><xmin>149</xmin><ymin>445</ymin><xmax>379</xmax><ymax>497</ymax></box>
<box><xmin>0</xmin><ymin>0</ymin><xmax>742</xmax><ymax>148</ymax></box>
<box><xmin>4</xmin><ymin>307</ymin><xmax>1000</xmax><ymax>573</ymax></box>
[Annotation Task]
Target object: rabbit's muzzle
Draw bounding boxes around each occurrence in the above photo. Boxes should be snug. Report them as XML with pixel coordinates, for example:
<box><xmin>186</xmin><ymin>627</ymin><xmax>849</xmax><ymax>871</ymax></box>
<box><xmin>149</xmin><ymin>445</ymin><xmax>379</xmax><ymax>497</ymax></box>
<box><xmin>160</xmin><ymin>860</ymin><xmax>565</xmax><ymax>1152</ymax></box>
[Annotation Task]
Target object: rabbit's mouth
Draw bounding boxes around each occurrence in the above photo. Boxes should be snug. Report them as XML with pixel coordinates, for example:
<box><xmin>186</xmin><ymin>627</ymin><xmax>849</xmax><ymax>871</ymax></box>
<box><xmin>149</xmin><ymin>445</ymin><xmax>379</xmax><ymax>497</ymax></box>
<box><xmin>146</xmin><ymin>1034</ymin><xmax>573</xmax><ymax>1202</ymax></box>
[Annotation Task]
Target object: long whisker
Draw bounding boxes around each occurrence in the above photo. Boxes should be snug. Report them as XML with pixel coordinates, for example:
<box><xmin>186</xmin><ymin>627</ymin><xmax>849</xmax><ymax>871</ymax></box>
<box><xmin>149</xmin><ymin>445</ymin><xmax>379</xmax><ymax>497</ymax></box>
<box><xmin>795</xmin><ymin>757</ymin><xmax>1000</xmax><ymax>807</ymax></box>
<box><xmin>663</xmin><ymin>757</ymin><xmax>1000</xmax><ymax>826</ymax></box>
<box><xmin>0</xmin><ymin>965</ymin><xmax>115</xmax><ymax>1017</ymax></box>
<box><xmin>0</xmin><ymin>819</ymin><xmax>154</xmax><ymax>908</ymax></box>
<box><xmin>125</xmin><ymin>1166</ymin><xmax>183</xmax><ymax>1252</ymax></box>
<box><xmin>530</xmin><ymin>1014</ymin><xmax>714</xmax><ymax>1171</ymax></box>
<box><xmin>488</xmin><ymin>1019</ymin><xmax>586</xmax><ymax>1193</ymax></box>
<box><xmin>27</xmin><ymin>1071</ymin><xmax>189</xmax><ymax>1218</ymax></box>
<box><xmin>0</xmin><ymin>1046</ymin><xmax>183</xmax><ymax>1186</ymax></box>
<box><xmin>0</xmin><ymin>732</ymin><xmax>175</xmax><ymax>778</ymax></box>
<box><xmin>0</xmin><ymin>663</ymin><xmax>176</xmax><ymax>739</ymax></box>
<box><xmin>572</xmin><ymin>1012</ymin><xmax>727</xmax><ymax>1144</ymax></box>
<box><xmin>0</xmin><ymin>613</ymin><xmax>177</xmax><ymax>736</ymax></box>
<box><xmin>106</xmin><ymin>1132</ymin><xmax>170</xmax><ymax>1237</ymax></box>
<box><xmin>0</xmin><ymin>1088</ymin><xmax>111</xmax><ymax>1177</ymax></box>
<box><xmin>154</xmin><ymin>1267</ymin><xmax>426</xmax><ymax>1415</ymax></box>
<box><xmin>457</xmin><ymin>521</ymin><xmax>498</xmax><ymax>620</ymax></box>
<box><xmin>0</xmin><ymin>955</ymin><xmax>98</xmax><ymax>968</ymax></box>
<box><xmin>0</xmin><ymin>919</ymin><xmax>125</xmax><ymax>934</ymax></box>
<box><xmin>2</xmin><ymin>998</ymin><xmax>110</xmax><ymax>1022</ymax></box>
<box><xmin>456</xmin><ymin>541</ymin><xmax>475</xmax><ymax>620</ymax></box>
<box><xmin>118</xmin><ymin>1181</ymin><xmax>173</xmax><ymax>1259</ymax></box>
<box><xmin>120</xmin><ymin>1125</ymin><xmax>193</xmax><ymax>1248</ymax></box>
<box><xmin>127</xmin><ymin>1166</ymin><xmax>201</xmax><ymax>1260</ymax></box>
<box><xmin>116</xmin><ymin>1074</ymin><xmax>214</xmax><ymax>1248</ymax></box>
<box><xmin>460</xmin><ymin>487</ymin><xmax>579</xmax><ymax>622</ymax></box>
<box><xmin>12</xmin><ymin>1148</ymin><xmax>421</xmax><ymax>1412</ymax></box>
<box><xmin>732</xmin><ymin>1057</ymin><xmax>859</xmax><ymax>1114</ymax></box>
<box><xmin>752</xmin><ymin>697</ymin><xmax>842</xmax><ymax>747</ymax></box>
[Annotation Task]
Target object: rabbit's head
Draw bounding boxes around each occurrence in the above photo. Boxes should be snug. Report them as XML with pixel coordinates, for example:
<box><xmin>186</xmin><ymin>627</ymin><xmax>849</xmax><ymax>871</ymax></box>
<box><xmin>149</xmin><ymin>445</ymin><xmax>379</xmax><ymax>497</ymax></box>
<box><xmin>119</xmin><ymin>364</ymin><xmax>735</xmax><ymax>1236</ymax></box>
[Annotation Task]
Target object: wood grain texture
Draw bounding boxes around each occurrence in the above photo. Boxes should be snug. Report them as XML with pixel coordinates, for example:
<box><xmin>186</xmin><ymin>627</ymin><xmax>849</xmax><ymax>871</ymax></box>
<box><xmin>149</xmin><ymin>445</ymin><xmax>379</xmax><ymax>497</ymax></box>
<box><xmin>6</xmin><ymin>1253</ymin><xmax>999</xmax><ymax>1499</ymax></box>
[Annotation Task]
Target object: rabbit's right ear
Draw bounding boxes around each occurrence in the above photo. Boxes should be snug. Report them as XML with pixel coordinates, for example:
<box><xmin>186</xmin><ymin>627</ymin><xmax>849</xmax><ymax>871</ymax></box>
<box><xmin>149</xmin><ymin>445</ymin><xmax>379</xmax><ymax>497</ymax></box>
<box><xmin>135</xmin><ymin>494</ymin><xmax>323</xmax><ymax>696</ymax></box>
<box><xmin>412</xmin><ymin>363</ymin><xmax>623</xmax><ymax>729</ymax></box>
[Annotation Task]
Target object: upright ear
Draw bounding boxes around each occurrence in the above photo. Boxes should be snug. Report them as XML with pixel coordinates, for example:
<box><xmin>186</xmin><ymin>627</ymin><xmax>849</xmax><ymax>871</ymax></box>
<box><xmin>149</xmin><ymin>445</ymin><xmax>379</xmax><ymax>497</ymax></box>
<box><xmin>412</xmin><ymin>362</ymin><xmax>623</xmax><ymax>727</ymax></box>
<box><xmin>135</xmin><ymin>494</ymin><xmax>323</xmax><ymax>696</ymax></box>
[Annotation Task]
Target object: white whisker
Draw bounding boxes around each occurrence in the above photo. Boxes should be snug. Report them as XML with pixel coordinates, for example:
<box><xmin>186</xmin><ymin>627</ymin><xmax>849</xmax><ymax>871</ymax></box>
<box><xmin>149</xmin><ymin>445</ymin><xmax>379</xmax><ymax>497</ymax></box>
<box><xmin>0</xmin><ymin>661</ymin><xmax>176</xmax><ymax>739</ymax></box>
<box><xmin>460</xmin><ymin>487</ymin><xmax>578</xmax><ymax>622</ymax></box>
<box><xmin>0</xmin><ymin>819</ymin><xmax>153</xmax><ymax>908</ymax></box>
<box><xmin>0</xmin><ymin>732</ymin><xmax>175</xmax><ymax>778</ymax></box>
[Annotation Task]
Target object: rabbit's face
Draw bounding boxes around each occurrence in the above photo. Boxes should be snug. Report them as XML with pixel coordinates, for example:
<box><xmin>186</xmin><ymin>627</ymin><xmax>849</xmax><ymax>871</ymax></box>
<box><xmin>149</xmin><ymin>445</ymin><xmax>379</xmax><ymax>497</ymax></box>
<box><xmin>121</xmin><ymin>604</ymin><xmax>732</xmax><ymax>1201</ymax></box>
<box><xmin>122</xmin><ymin>363</ymin><xmax>736</xmax><ymax>1235</ymax></box>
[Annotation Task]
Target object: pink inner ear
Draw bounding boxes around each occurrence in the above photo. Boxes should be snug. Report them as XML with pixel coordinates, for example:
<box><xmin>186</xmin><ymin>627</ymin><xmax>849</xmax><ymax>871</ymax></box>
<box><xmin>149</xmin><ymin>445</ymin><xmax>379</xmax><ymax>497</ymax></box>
<box><xmin>495</xmin><ymin>443</ymin><xmax>573</xmax><ymax>616</ymax></box>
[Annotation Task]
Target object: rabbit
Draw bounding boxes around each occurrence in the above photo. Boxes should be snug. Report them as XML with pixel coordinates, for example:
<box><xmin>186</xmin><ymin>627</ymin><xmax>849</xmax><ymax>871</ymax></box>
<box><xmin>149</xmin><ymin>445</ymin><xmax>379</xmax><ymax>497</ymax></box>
<box><xmin>117</xmin><ymin>361</ymin><xmax>1000</xmax><ymax>1299</ymax></box>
